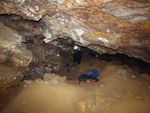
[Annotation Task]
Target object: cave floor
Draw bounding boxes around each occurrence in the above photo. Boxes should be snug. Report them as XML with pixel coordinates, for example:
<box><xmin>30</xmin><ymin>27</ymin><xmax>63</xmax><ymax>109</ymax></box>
<box><xmin>0</xmin><ymin>52</ymin><xmax>150</xmax><ymax>113</ymax></box>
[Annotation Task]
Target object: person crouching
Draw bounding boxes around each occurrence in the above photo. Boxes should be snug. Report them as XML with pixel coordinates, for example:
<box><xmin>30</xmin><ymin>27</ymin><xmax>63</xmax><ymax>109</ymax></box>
<box><xmin>78</xmin><ymin>69</ymin><xmax>101</xmax><ymax>84</ymax></box>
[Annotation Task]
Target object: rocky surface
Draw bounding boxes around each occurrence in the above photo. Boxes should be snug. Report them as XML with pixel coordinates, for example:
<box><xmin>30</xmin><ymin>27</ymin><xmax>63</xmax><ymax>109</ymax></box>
<box><xmin>43</xmin><ymin>73</ymin><xmax>67</xmax><ymax>85</ymax></box>
<box><xmin>0</xmin><ymin>15</ymin><xmax>42</xmax><ymax>38</ymax></box>
<box><xmin>23</xmin><ymin>39</ymin><xmax>70</xmax><ymax>78</ymax></box>
<box><xmin>0</xmin><ymin>0</ymin><xmax>150</xmax><ymax>63</ymax></box>
<box><xmin>1</xmin><ymin>61</ymin><xmax>150</xmax><ymax>113</ymax></box>
<box><xmin>0</xmin><ymin>0</ymin><xmax>150</xmax><ymax>89</ymax></box>
<box><xmin>0</xmin><ymin>22</ymin><xmax>33</xmax><ymax>89</ymax></box>
<box><xmin>0</xmin><ymin>22</ymin><xmax>33</xmax><ymax>66</ymax></box>
<box><xmin>0</xmin><ymin>64</ymin><xmax>23</xmax><ymax>89</ymax></box>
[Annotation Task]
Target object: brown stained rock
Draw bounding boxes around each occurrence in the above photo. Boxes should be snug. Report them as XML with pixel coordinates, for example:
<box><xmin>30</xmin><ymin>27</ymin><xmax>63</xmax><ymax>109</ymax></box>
<box><xmin>0</xmin><ymin>15</ymin><xmax>42</xmax><ymax>37</ymax></box>
<box><xmin>43</xmin><ymin>73</ymin><xmax>67</xmax><ymax>85</ymax></box>
<box><xmin>11</xmin><ymin>50</ymin><xmax>33</xmax><ymax>67</ymax></box>
<box><xmin>0</xmin><ymin>22</ymin><xmax>33</xmax><ymax>88</ymax></box>
<box><xmin>0</xmin><ymin>0</ymin><xmax>150</xmax><ymax>63</ymax></box>
<box><xmin>0</xmin><ymin>64</ymin><xmax>24</xmax><ymax>89</ymax></box>
<box><xmin>0</xmin><ymin>47</ymin><xmax>8</xmax><ymax>63</ymax></box>
<box><xmin>0</xmin><ymin>22</ymin><xmax>33</xmax><ymax>67</ymax></box>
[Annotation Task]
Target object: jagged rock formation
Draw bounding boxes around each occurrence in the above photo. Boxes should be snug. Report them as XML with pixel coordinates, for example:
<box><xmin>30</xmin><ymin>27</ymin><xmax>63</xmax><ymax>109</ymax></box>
<box><xmin>0</xmin><ymin>21</ymin><xmax>33</xmax><ymax>89</ymax></box>
<box><xmin>0</xmin><ymin>22</ymin><xmax>33</xmax><ymax>66</ymax></box>
<box><xmin>0</xmin><ymin>0</ymin><xmax>150</xmax><ymax>62</ymax></box>
<box><xmin>0</xmin><ymin>0</ymin><xmax>150</xmax><ymax>88</ymax></box>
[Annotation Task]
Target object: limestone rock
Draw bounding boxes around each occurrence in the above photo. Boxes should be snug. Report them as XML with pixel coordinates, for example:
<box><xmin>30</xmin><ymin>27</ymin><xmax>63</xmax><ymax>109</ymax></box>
<box><xmin>0</xmin><ymin>15</ymin><xmax>42</xmax><ymax>37</ymax></box>
<box><xmin>0</xmin><ymin>0</ymin><xmax>150</xmax><ymax>63</ymax></box>
<box><xmin>0</xmin><ymin>64</ymin><xmax>24</xmax><ymax>89</ymax></box>
<box><xmin>0</xmin><ymin>47</ymin><xmax>7</xmax><ymax>63</ymax></box>
<box><xmin>78</xmin><ymin>101</ymin><xmax>88</xmax><ymax>113</ymax></box>
<box><xmin>24</xmin><ymin>42</ymin><xmax>64</xmax><ymax>78</ymax></box>
<box><xmin>43</xmin><ymin>73</ymin><xmax>67</xmax><ymax>85</ymax></box>
<box><xmin>0</xmin><ymin>22</ymin><xmax>33</xmax><ymax>88</ymax></box>
<box><xmin>34</xmin><ymin>78</ymin><xmax>43</xmax><ymax>84</ymax></box>
<box><xmin>0</xmin><ymin>22</ymin><xmax>33</xmax><ymax>67</ymax></box>
<box><xmin>141</xmin><ymin>74</ymin><xmax>150</xmax><ymax>80</ymax></box>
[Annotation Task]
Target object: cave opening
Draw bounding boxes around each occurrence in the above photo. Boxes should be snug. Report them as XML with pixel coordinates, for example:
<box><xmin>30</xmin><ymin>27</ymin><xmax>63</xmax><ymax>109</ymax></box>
<box><xmin>22</xmin><ymin>37</ymin><xmax>150</xmax><ymax>81</ymax></box>
<box><xmin>0</xmin><ymin>14</ymin><xmax>150</xmax><ymax>113</ymax></box>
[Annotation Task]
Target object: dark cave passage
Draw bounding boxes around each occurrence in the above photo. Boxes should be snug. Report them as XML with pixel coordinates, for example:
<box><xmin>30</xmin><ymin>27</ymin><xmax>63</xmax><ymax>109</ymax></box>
<box><xmin>0</xmin><ymin>13</ymin><xmax>150</xmax><ymax>113</ymax></box>
<box><xmin>21</xmin><ymin>38</ymin><xmax>150</xmax><ymax>81</ymax></box>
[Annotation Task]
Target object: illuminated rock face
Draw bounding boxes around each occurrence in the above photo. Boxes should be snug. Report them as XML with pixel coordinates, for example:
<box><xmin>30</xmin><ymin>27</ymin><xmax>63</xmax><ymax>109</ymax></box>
<box><xmin>0</xmin><ymin>22</ymin><xmax>33</xmax><ymax>66</ymax></box>
<box><xmin>0</xmin><ymin>22</ymin><xmax>33</xmax><ymax>89</ymax></box>
<box><xmin>0</xmin><ymin>0</ymin><xmax>150</xmax><ymax>63</ymax></box>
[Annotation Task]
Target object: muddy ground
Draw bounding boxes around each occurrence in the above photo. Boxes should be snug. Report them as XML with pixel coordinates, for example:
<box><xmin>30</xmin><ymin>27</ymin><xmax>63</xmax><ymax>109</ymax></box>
<box><xmin>0</xmin><ymin>51</ymin><xmax>150</xmax><ymax>113</ymax></box>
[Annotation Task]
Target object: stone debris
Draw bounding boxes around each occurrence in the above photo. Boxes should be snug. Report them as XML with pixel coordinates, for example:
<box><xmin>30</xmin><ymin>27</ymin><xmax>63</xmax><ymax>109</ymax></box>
<box><xmin>24</xmin><ymin>42</ymin><xmax>64</xmax><ymax>78</ymax></box>
<box><xmin>78</xmin><ymin>101</ymin><xmax>88</xmax><ymax>113</ymax></box>
<box><xmin>25</xmin><ymin>80</ymin><xmax>32</xmax><ymax>84</ymax></box>
<box><xmin>34</xmin><ymin>78</ymin><xmax>43</xmax><ymax>84</ymax></box>
<box><xmin>23</xmin><ymin>75</ymin><xmax>66</xmax><ymax>87</ymax></box>
<box><xmin>43</xmin><ymin>73</ymin><xmax>67</xmax><ymax>85</ymax></box>
<box><xmin>141</xmin><ymin>74</ymin><xmax>150</xmax><ymax>80</ymax></box>
<box><xmin>23</xmin><ymin>80</ymin><xmax>32</xmax><ymax>87</ymax></box>
<box><xmin>131</xmin><ymin>75</ymin><xmax>136</xmax><ymax>79</ymax></box>
<box><xmin>78</xmin><ymin>95</ymin><xmax>112</xmax><ymax>113</ymax></box>
<box><xmin>24</xmin><ymin>84</ymin><xmax>28</xmax><ymax>88</ymax></box>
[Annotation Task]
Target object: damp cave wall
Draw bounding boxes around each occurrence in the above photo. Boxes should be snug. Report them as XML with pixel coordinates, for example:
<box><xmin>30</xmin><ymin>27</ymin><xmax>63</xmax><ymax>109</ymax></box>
<box><xmin>0</xmin><ymin>0</ymin><xmax>150</xmax><ymax>88</ymax></box>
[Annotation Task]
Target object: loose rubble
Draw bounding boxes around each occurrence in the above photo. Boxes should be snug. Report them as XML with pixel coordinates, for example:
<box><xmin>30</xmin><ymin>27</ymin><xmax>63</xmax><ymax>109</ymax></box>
<box><xmin>43</xmin><ymin>73</ymin><xmax>67</xmax><ymax>85</ymax></box>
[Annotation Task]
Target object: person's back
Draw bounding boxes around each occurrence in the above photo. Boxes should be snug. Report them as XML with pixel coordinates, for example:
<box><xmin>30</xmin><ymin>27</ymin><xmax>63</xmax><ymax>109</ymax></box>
<box><xmin>73</xmin><ymin>50</ymin><xmax>81</xmax><ymax>64</ymax></box>
<box><xmin>78</xmin><ymin>69</ymin><xmax>100</xmax><ymax>84</ymax></box>
<box><xmin>85</xmin><ymin>69</ymin><xmax>100</xmax><ymax>77</ymax></box>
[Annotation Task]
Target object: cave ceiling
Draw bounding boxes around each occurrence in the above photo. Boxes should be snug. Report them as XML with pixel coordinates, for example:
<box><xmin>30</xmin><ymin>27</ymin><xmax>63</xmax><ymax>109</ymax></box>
<box><xmin>0</xmin><ymin>0</ymin><xmax>150</xmax><ymax>63</ymax></box>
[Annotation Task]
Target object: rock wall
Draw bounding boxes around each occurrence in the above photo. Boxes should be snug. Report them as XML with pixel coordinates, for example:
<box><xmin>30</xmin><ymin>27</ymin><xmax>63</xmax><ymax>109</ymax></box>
<box><xmin>0</xmin><ymin>22</ymin><xmax>33</xmax><ymax>66</ymax></box>
<box><xmin>0</xmin><ymin>0</ymin><xmax>150</xmax><ymax>63</ymax></box>
<box><xmin>0</xmin><ymin>21</ymin><xmax>33</xmax><ymax>89</ymax></box>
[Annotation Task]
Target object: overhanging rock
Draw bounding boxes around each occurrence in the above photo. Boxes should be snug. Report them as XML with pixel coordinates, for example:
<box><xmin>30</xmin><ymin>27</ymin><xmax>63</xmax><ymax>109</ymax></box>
<box><xmin>0</xmin><ymin>0</ymin><xmax>150</xmax><ymax>63</ymax></box>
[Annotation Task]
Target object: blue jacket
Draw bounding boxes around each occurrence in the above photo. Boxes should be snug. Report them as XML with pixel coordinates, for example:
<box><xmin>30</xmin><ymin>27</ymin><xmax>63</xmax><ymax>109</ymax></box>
<box><xmin>85</xmin><ymin>69</ymin><xmax>100</xmax><ymax>77</ymax></box>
